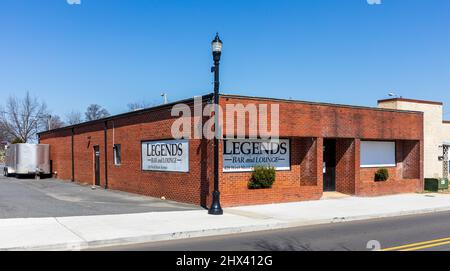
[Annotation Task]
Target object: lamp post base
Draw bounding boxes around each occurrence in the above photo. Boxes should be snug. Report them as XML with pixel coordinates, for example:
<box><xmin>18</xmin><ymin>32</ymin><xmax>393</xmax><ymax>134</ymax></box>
<box><xmin>208</xmin><ymin>191</ymin><xmax>223</xmax><ymax>215</ymax></box>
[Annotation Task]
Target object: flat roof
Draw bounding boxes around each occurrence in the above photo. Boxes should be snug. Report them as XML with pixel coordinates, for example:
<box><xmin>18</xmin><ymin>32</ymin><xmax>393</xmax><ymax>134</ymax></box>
<box><xmin>38</xmin><ymin>94</ymin><xmax>213</xmax><ymax>136</ymax></box>
<box><xmin>378</xmin><ymin>97</ymin><xmax>443</xmax><ymax>106</ymax></box>
<box><xmin>222</xmin><ymin>93</ymin><xmax>423</xmax><ymax>114</ymax></box>
<box><xmin>38</xmin><ymin>93</ymin><xmax>423</xmax><ymax>136</ymax></box>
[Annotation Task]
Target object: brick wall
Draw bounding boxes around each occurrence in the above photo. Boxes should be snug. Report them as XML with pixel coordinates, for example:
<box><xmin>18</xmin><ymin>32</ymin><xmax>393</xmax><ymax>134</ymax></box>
<box><xmin>219</xmin><ymin>137</ymin><xmax>323</xmax><ymax>207</ymax></box>
<box><xmin>73</xmin><ymin>123</ymin><xmax>106</xmax><ymax>187</ymax></box>
<box><xmin>300</xmin><ymin>137</ymin><xmax>320</xmax><ymax>187</ymax></box>
<box><xmin>357</xmin><ymin>140</ymin><xmax>422</xmax><ymax>196</ymax></box>
<box><xmin>220</xmin><ymin>96</ymin><xmax>423</xmax><ymax>140</ymax></box>
<box><xmin>39</xmin><ymin>129</ymin><xmax>72</xmax><ymax>180</ymax></box>
<box><xmin>218</xmin><ymin>96</ymin><xmax>423</xmax><ymax>206</ymax></box>
<box><xmin>39</xmin><ymin>94</ymin><xmax>423</xmax><ymax>207</ymax></box>
<box><xmin>335</xmin><ymin>138</ymin><xmax>356</xmax><ymax>195</ymax></box>
<box><xmin>42</xmin><ymin>101</ymin><xmax>214</xmax><ymax>207</ymax></box>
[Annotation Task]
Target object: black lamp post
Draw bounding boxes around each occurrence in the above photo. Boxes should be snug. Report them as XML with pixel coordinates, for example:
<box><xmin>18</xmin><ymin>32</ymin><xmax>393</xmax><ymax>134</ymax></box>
<box><xmin>208</xmin><ymin>33</ymin><xmax>224</xmax><ymax>215</ymax></box>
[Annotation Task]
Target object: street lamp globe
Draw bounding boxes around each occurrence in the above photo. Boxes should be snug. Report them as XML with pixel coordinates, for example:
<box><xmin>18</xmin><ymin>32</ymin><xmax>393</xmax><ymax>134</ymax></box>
<box><xmin>211</xmin><ymin>33</ymin><xmax>222</xmax><ymax>61</ymax></box>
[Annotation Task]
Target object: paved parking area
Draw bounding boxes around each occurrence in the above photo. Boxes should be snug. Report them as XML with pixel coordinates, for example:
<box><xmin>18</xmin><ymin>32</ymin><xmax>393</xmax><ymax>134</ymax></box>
<box><xmin>0</xmin><ymin>175</ymin><xmax>200</xmax><ymax>218</ymax></box>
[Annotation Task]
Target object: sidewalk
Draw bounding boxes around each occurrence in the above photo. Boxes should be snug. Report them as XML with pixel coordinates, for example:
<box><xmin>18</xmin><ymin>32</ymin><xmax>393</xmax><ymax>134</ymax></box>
<box><xmin>1</xmin><ymin>193</ymin><xmax>450</xmax><ymax>250</ymax></box>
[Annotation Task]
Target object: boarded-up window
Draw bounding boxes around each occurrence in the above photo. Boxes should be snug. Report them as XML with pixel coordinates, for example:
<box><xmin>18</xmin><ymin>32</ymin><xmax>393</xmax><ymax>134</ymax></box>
<box><xmin>361</xmin><ymin>141</ymin><xmax>396</xmax><ymax>168</ymax></box>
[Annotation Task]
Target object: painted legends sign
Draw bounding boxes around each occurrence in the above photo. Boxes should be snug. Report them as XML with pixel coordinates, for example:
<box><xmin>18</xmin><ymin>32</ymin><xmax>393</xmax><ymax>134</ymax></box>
<box><xmin>222</xmin><ymin>139</ymin><xmax>290</xmax><ymax>172</ymax></box>
<box><xmin>141</xmin><ymin>139</ymin><xmax>189</xmax><ymax>172</ymax></box>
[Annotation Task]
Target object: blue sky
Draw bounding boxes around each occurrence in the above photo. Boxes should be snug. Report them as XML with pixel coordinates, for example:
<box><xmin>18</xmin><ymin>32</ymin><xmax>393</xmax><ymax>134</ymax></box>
<box><xmin>1</xmin><ymin>0</ymin><xmax>450</xmax><ymax>119</ymax></box>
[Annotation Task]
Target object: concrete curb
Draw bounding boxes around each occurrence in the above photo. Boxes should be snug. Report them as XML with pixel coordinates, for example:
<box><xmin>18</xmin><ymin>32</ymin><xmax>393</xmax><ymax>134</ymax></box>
<box><xmin>5</xmin><ymin>205</ymin><xmax>450</xmax><ymax>251</ymax></box>
<box><xmin>279</xmin><ymin>206</ymin><xmax>450</xmax><ymax>229</ymax></box>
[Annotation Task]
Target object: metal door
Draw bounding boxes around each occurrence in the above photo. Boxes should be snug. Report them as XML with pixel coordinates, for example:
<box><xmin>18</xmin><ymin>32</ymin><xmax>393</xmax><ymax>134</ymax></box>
<box><xmin>323</xmin><ymin>139</ymin><xmax>336</xmax><ymax>191</ymax></box>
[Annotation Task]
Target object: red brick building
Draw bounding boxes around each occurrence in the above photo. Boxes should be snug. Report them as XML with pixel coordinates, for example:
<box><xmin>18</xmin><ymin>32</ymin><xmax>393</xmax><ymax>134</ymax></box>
<box><xmin>38</xmin><ymin>94</ymin><xmax>424</xmax><ymax>207</ymax></box>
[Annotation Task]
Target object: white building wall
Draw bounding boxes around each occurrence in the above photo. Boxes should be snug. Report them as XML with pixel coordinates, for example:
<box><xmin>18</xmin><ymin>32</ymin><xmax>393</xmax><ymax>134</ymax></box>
<box><xmin>443</xmin><ymin>123</ymin><xmax>450</xmax><ymax>141</ymax></box>
<box><xmin>378</xmin><ymin>99</ymin><xmax>450</xmax><ymax>179</ymax></box>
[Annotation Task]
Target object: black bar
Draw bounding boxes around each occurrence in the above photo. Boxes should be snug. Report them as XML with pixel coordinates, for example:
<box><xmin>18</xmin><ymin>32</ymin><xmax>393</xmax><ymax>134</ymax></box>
<box><xmin>71</xmin><ymin>128</ymin><xmax>75</xmax><ymax>182</ymax></box>
<box><xmin>209</xmin><ymin>55</ymin><xmax>223</xmax><ymax>215</ymax></box>
<box><xmin>104</xmin><ymin>121</ymin><xmax>108</xmax><ymax>189</ymax></box>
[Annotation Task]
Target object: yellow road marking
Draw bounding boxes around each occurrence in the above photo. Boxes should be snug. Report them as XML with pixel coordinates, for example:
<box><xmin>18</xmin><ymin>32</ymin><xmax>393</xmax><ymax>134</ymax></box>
<box><xmin>399</xmin><ymin>240</ymin><xmax>450</xmax><ymax>251</ymax></box>
<box><xmin>382</xmin><ymin>236</ymin><xmax>450</xmax><ymax>251</ymax></box>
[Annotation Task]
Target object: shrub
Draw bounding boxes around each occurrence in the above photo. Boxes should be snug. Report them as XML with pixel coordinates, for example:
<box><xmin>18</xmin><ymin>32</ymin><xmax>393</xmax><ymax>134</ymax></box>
<box><xmin>375</xmin><ymin>168</ymin><xmax>389</xmax><ymax>182</ymax></box>
<box><xmin>248</xmin><ymin>166</ymin><xmax>276</xmax><ymax>189</ymax></box>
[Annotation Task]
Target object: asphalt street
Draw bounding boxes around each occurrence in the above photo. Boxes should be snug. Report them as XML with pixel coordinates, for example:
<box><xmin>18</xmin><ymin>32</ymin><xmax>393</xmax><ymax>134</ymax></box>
<box><xmin>0</xmin><ymin>175</ymin><xmax>200</xmax><ymax>218</ymax></box>
<box><xmin>96</xmin><ymin>211</ymin><xmax>450</xmax><ymax>251</ymax></box>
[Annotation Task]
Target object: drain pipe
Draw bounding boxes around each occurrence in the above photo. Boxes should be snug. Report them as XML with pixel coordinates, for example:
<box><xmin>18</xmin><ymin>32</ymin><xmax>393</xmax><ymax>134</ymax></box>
<box><xmin>71</xmin><ymin>127</ymin><xmax>75</xmax><ymax>182</ymax></box>
<box><xmin>104</xmin><ymin>121</ymin><xmax>108</xmax><ymax>189</ymax></box>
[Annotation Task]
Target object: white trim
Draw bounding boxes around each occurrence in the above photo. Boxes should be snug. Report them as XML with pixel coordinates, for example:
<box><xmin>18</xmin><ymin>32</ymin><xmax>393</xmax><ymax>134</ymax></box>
<box><xmin>223</xmin><ymin>166</ymin><xmax>291</xmax><ymax>173</ymax></box>
<box><xmin>361</xmin><ymin>164</ymin><xmax>396</xmax><ymax>168</ymax></box>
<box><xmin>360</xmin><ymin>141</ymin><xmax>396</xmax><ymax>168</ymax></box>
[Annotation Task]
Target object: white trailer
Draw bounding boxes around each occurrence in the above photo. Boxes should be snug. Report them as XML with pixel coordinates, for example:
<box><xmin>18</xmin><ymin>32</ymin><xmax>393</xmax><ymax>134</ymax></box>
<box><xmin>3</xmin><ymin>144</ymin><xmax>50</xmax><ymax>177</ymax></box>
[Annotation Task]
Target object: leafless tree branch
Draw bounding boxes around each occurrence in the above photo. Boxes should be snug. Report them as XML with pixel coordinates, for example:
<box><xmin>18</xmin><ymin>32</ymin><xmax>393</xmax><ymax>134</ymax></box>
<box><xmin>65</xmin><ymin>110</ymin><xmax>83</xmax><ymax>125</ymax></box>
<box><xmin>0</xmin><ymin>92</ymin><xmax>48</xmax><ymax>142</ymax></box>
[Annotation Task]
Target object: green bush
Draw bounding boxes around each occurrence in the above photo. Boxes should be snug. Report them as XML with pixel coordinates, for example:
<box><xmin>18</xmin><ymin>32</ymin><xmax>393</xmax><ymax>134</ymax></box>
<box><xmin>248</xmin><ymin>166</ymin><xmax>276</xmax><ymax>189</ymax></box>
<box><xmin>375</xmin><ymin>168</ymin><xmax>389</xmax><ymax>182</ymax></box>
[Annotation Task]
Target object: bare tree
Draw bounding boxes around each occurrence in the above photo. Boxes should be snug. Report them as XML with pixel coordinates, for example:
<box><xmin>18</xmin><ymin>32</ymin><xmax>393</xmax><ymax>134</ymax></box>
<box><xmin>0</xmin><ymin>122</ymin><xmax>10</xmax><ymax>143</ymax></box>
<box><xmin>0</xmin><ymin>140</ymin><xmax>5</xmax><ymax>163</ymax></box>
<box><xmin>85</xmin><ymin>104</ymin><xmax>110</xmax><ymax>121</ymax></box>
<box><xmin>45</xmin><ymin>115</ymin><xmax>65</xmax><ymax>130</ymax></box>
<box><xmin>0</xmin><ymin>121</ymin><xmax>11</xmax><ymax>163</ymax></box>
<box><xmin>65</xmin><ymin>110</ymin><xmax>83</xmax><ymax>125</ymax></box>
<box><xmin>0</xmin><ymin>92</ymin><xmax>48</xmax><ymax>142</ymax></box>
<box><xmin>0</xmin><ymin>122</ymin><xmax>10</xmax><ymax>163</ymax></box>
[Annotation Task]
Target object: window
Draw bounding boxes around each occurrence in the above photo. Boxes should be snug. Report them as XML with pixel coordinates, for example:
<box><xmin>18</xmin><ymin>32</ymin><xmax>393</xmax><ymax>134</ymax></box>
<box><xmin>113</xmin><ymin>144</ymin><xmax>121</xmax><ymax>165</ymax></box>
<box><xmin>360</xmin><ymin>141</ymin><xmax>396</xmax><ymax>168</ymax></box>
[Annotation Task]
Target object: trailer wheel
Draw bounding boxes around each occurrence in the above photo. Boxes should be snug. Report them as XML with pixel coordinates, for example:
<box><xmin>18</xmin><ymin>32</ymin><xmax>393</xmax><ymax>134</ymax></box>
<box><xmin>4</xmin><ymin>168</ymin><xmax>11</xmax><ymax>177</ymax></box>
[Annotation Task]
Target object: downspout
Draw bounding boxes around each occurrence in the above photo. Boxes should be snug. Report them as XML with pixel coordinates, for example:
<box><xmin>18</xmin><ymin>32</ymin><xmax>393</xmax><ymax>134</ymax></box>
<box><xmin>112</xmin><ymin>121</ymin><xmax>115</xmax><ymax>148</ymax></box>
<box><xmin>104</xmin><ymin>121</ymin><xmax>108</xmax><ymax>189</ymax></box>
<box><xmin>71</xmin><ymin>128</ymin><xmax>75</xmax><ymax>182</ymax></box>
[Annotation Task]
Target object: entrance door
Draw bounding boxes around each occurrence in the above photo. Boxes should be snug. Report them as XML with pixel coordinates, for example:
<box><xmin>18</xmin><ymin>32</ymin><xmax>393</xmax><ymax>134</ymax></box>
<box><xmin>94</xmin><ymin>146</ymin><xmax>100</xmax><ymax>186</ymax></box>
<box><xmin>323</xmin><ymin>139</ymin><xmax>336</xmax><ymax>191</ymax></box>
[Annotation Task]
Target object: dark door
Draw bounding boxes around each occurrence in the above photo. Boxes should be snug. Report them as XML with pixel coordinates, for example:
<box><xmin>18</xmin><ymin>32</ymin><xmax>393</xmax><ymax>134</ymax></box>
<box><xmin>323</xmin><ymin>139</ymin><xmax>336</xmax><ymax>191</ymax></box>
<box><xmin>94</xmin><ymin>146</ymin><xmax>100</xmax><ymax>186</ymax></box>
